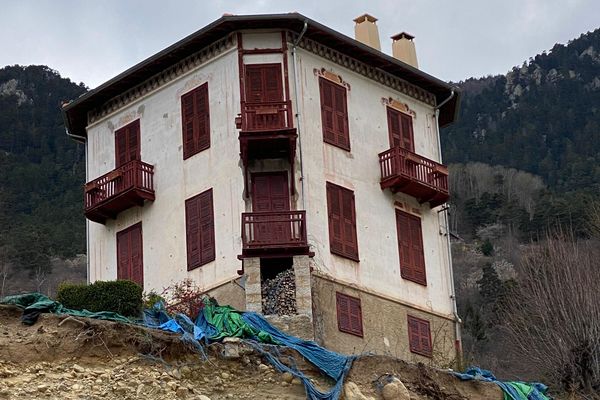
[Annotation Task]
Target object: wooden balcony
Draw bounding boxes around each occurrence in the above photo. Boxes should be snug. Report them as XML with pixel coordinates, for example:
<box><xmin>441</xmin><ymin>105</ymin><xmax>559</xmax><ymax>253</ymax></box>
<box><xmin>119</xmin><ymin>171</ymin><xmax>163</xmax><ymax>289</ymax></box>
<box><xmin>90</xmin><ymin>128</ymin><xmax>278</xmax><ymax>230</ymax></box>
<box><xmin>240</xmin><ymin>210</ymin><xmax>309</xmax><ymax>258</ymax></box>
<box><xmin>379</xmin><ymin>147</ymin><xmax>449</xmax><ymax>208</ymax></box>
<box><xmin>84</xmin><ymin>160</ymin><xmax>155</xmax><ymax>224</ymax></box>
<box><xmin>237</xmin><ymin>100</ymin><xmax>297</xmax><ymax>162</ymax></box>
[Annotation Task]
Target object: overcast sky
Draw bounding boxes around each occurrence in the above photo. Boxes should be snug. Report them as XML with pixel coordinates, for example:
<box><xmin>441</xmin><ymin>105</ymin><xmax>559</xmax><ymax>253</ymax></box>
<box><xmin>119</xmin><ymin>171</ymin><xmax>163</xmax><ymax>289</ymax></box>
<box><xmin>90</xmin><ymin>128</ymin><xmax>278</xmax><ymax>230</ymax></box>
<box><xmin>1</xmin><ymin>0</ymin><xmax>598</xmax><ymax>88</ymax></box>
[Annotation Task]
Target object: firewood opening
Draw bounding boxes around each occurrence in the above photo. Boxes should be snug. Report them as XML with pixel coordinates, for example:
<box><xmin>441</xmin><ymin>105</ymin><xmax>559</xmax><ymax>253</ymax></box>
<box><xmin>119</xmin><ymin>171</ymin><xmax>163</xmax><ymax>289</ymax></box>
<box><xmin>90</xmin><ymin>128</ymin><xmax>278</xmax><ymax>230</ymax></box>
<box><xmin>260</xmin><ymin>258</ymin><xmax>296</xmax><ymax>316</ymax></box>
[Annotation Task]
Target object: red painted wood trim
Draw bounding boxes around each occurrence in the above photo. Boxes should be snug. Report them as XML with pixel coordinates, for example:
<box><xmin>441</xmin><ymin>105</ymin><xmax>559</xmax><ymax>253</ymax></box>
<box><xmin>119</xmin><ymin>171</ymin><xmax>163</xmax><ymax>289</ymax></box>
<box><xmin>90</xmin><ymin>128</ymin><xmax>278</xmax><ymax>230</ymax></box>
<box><xmin>241</xmin><ymin>48</ymin><xmax>284</xmax><ymax>54</ymax></box>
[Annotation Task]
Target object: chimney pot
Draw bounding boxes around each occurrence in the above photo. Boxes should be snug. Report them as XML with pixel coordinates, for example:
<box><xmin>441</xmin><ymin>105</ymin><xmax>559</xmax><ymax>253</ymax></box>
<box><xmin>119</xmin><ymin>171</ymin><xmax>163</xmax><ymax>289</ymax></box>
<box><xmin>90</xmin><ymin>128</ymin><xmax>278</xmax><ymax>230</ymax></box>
<box><xmin>391</xmin><ymin>32</ymin><xmax>418</xmax><ymax>69</ymax></box>
<box><xmin>353</xmin><ymin>13</ymin><xmax>381</xmax><ymax>51</ymax></box>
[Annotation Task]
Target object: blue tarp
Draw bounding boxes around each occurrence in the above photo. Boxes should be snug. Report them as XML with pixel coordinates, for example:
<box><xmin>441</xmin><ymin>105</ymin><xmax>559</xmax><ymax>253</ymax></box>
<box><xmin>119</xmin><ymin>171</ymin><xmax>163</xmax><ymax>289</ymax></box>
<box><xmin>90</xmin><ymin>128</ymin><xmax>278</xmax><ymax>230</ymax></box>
<box><xmin>453</xmin><ymin>367</ymin><xmax>551</xmax><ymax>400</ymax></box>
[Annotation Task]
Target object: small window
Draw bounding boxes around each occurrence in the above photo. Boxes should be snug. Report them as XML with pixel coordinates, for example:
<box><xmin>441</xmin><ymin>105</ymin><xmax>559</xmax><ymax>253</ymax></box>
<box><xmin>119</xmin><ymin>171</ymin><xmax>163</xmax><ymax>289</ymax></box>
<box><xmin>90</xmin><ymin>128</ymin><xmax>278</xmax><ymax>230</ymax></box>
<box><xmin>185</xmin><ymin>189</ymin><xmax>215</xmax><ymax>270</ymax></box>
<box><xmin>326</xmin><ymin>182</ymin><xmax>359</xmax><ymax>261</ymax></box>
<box><xmin>396</xmin><ymin>209</ymin><xmax>426</xmax><ymax>285</ymax></box>
<box><xmin>336</xmin><ymin>292</ymin><xmax>363</xmax><ymax>337</ymax></box>
<box><xmin>319</xmin><ymin>77</ymin><xmax>350</xmax><ymax>151</ymax></box>
<box><xmin>387</xmin><ymin>107</ymin><xmax>414</xmax><ymax>151</ymax></box>
<box><xmin>182</xmin><ymin>83</ymin><xmax>210</xmax><ymax>159</ymax></box>
<box><xmin>116</xmin><ymin>222</ymin><xmax>143</xmax><ymax>287</ymax></box>
<box><xmin>407</xmin><ymin>315</ymin><xmax>432</xmax><ymax>357</ymax></box>
<box><xmin>115</xmin><ymin>119</ymin><xmax>140</xmax><ymax>168</ymax></box>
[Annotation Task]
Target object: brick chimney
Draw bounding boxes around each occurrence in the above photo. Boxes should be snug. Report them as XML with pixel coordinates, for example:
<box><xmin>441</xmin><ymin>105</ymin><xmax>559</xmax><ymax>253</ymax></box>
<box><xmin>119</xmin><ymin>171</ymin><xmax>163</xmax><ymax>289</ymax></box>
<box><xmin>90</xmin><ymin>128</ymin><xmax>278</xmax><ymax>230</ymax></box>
<box><xmin>391</xmin><ymin>32</ymin><xmax>418</xmax><ymax>69</ymax></box>
<box><xmin>353</xmin><ymin>14</ymin><xmax>381</xmax><ymax>51</ymax></box>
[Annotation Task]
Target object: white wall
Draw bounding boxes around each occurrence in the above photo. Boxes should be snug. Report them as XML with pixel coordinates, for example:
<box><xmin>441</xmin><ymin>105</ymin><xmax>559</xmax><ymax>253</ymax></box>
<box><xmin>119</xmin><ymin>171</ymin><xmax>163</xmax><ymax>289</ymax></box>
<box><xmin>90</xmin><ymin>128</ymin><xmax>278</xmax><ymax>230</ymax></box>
<box><xmin>86</xmin><ymin>48</ymin><xmax>245</xmax><ymax>293</ymax></box>
<box><xmin>291</xmin><ymin>48</ymin><xmax>454</xmax><ymax>316</ymax></box>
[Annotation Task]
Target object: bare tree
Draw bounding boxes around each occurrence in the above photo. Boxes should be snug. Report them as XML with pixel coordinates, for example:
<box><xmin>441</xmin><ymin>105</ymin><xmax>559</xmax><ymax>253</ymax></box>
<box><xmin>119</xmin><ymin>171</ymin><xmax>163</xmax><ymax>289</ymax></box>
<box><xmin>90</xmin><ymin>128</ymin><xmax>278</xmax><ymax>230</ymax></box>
<box><xmin>33</xmin><ymin>264</ymin><xmax>48</xmax><ymax>293</ymax></box>
<box><xmin>0</xmin><ymin>246</ymin><xmax>13</xmax><ymax>298</ymax></box>
<box><xmin>502</xmin><ymin>231</ymin><xmax>600</xmax><ymax>394</ymax></box>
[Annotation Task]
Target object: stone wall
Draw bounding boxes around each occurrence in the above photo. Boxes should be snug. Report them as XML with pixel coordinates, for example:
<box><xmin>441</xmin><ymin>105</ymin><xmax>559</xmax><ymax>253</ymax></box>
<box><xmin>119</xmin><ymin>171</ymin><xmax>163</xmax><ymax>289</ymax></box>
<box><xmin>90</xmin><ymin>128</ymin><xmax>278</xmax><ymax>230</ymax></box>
<box><xmin>311</xmin><ymin>273</ymin><xmax>457</xmax><ymax>367</ymax></box>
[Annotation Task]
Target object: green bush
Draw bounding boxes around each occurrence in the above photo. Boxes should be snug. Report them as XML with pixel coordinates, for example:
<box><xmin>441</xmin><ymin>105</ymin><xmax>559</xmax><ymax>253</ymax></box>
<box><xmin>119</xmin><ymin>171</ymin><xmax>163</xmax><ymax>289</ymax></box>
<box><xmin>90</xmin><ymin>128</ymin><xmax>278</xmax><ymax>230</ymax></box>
<box><xmin>57</xmin><ymin>280</ymin><xmax>143</xmax><ymax>317</ymax></box>
<box><xmin>479</xmin><ymin>239</ymin><xmax>494</xmax><ymax>256</ymax></box>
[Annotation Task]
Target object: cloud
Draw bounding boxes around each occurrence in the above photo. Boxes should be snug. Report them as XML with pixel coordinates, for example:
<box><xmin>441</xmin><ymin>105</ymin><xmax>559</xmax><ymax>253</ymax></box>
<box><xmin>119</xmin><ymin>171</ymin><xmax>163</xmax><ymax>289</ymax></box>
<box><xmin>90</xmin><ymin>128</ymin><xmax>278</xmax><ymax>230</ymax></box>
<box><xmin>1</xmin><ymin>0</ymin><xmax>598</xmax><ymax>87</ymax></box>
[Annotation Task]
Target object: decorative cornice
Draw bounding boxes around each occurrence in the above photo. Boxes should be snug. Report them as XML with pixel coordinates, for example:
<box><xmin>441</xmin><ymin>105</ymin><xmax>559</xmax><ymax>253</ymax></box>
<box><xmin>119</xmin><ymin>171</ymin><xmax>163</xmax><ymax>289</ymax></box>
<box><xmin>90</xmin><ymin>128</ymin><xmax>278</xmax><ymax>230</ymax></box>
<box><xmin>89</xmin><ymin>34</ymin><xmax>236</xmax><ymax>124</ymax></box>
<box><xmin>292</xmin><ymin>32</ymin><xmax>436</xmax><ymax>106</ymax></box>
<box><xmin>313</xmin><ymin>68</ymin><xmax>351</xmax><ymax>91</ymax></box>
<box><xmin>381</xmin><ymin>97</ymin><xmax>417</xmax><ymax>118</ymax></box>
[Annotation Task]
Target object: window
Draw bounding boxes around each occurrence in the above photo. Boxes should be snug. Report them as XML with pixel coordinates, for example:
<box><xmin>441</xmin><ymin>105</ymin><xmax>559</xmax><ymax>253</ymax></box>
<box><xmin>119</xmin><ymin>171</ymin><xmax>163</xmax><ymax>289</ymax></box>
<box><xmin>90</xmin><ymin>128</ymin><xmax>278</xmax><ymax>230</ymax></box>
<box><xmin>407</xmin><ymin>315</ymin><xmax>432</xmax><ymax>357</ymax></box>
<box><xmin>185</xmin><ymin>189</ymin><xmax>215</xmax><ymax>270</ymax></box>
<box><xmin>115</xmin><ymin>119</ymin><xmax>140</xmax><ymax>168</ymax></box>
<box><xmin>387</xmin><ymin>107</ymin><xmax>414</xmax><ymax>151</ymax></box>
<box><xmin>245</xmin><ymin>63</ymin><xmax>283</xmax><ymax>104</ymax></box>
<box><xmin>396</xmin><ymin>209</ymin><xmax>426</xmax><ymax>285</ymax></box>
<box><xmin>336</xmin><ymin>292</ymin><xmax>363</xmax><ymax>337</ymax></box>
<box><xmin>326</xmin><ymin>182</ymin><xmax>359</xmax><ymax>261</ymax></box>
<box><xmin>182</xmin><ymin>83</ymin><xmax>210</xmax><ymax>159</ymax></box>
<box><xmin>116</xmin><ymin>223</ymin><xmax>143</xmax><ymax>287</ymax></box>
<box><xmin>319</xmin><ymin>77</ymin><xmax>350</xmax><ymax>150</ymax></box>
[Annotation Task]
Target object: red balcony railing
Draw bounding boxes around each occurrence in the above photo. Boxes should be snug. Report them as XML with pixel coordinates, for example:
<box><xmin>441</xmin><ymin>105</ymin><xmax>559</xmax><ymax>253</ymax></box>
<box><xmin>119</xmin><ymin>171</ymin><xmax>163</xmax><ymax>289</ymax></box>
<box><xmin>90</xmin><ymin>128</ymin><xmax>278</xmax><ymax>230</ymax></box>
<box><xmin>379</xmin><ymin>147</ymin><xmax>449</xmax><ymax>207</ymax></box>
<box><xmin>84</xmin><ymin>160</ymin><xmax>155</xmax><ymax>223</ymax></box>
<box><xmin>241</xmin><ymin>210</ymin><xmax>309</xmax><ymax>256</ymax></box>
<box><xmin>236</xmin><ymin>100</ymin><xmax>292</xmax><ymax>132</ymax></box>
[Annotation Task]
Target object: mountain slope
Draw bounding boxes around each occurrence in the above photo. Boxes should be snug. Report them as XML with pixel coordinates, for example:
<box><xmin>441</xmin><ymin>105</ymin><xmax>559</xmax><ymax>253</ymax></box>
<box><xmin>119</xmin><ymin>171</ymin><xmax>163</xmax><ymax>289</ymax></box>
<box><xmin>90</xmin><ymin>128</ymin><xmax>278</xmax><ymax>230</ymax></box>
<box><xmin>442</xmin><ymin>28</ymin><xmax>600</xmax><ymax>192</ymax></box>
<box><xmin>0</xmin><ymin>65</ymin><xmax>87</xmax><ymax>277</ymax></box>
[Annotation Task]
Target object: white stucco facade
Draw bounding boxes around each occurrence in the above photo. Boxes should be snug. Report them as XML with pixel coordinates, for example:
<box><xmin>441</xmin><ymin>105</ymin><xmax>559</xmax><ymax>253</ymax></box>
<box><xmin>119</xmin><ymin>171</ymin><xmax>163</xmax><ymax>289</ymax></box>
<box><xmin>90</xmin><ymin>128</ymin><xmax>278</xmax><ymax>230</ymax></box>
<box><xmin>83</xmin><ymin>28</ymin><xmax>454</xmax><ymax>325</ymax></box>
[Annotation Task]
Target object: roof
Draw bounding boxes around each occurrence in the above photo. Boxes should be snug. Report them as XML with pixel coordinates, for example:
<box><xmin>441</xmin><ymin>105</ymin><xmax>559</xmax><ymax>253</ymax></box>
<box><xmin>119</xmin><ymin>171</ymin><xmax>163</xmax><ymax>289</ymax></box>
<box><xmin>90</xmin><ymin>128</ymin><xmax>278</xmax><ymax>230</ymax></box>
<box><xmin>62</xmin><ymin>13</ymin><xmax>459</xmax><ymax>139</ymax></box>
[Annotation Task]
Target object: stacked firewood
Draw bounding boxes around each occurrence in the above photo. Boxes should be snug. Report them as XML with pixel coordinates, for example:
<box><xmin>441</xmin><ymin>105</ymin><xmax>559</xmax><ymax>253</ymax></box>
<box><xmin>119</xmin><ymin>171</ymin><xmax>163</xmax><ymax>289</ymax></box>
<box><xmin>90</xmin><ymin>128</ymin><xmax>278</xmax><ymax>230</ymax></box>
<box><xmin>261</xmin><ymin>269</ymin><xmax>297</xmax><ymax>316</ymax></box>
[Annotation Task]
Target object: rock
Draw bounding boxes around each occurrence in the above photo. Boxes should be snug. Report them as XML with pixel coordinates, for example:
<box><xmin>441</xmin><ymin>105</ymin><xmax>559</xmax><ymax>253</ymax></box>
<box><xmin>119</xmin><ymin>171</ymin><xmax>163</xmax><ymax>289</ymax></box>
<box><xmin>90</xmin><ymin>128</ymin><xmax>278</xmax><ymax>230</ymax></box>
<box><xmin>72</xmin><ymin>364</ymin><xmax>85</xmax><ymax>373</ymax></box>
<box><xmin>197</xmin><ymin>396</ymin><xmax>211</xmax><ymax>400</ymax></box>
<box><xmin>221</xmin><ymin>372</ymin><xmax>230</xmax><ymax>379</ymax></box>
<box><xmin>382</xmin><ymin>381</ymin><xmax>410</xmax><ymax>400</ymax></box>
<box><xmin>281</xmin><ymin>372</ymin><xmax>294</xmax><ymax>383</ymax></box>
<box><xmin>344</xmin><ymin>381</ymin><xmax>374</xmax><ymax>400</ymax></box>
<box><xmin>176</xmin><ymin>387</ymin><xmax>189</xmax><ymax>398</ymax></box>
<box><xmin>72</xmin><ymin>383</ymin><xmax>82</xmax><ymax>391</ymax></box>
<box><xmin>170</xmin><ymin>368</ymin><xmax>182</xmax><ymax>380</ymax></box>
<box><xmin>257</xmin><ymin>363</ymin><xmax>269</xmax><ymax>372</ymax></box>
<box><xmin>36</xmin><ymin>384</ymin><xmax>48</xmax><ymax>392</ymax></box>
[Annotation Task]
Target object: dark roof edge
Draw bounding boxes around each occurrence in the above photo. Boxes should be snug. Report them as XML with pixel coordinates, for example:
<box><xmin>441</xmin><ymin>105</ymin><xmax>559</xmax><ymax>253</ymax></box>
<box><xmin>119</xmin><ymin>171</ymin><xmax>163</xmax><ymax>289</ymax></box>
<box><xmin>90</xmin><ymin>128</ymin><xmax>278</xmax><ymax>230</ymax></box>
<box><xmin>63</xmin><ymin>13</ymin><xmax>459</xmax><ymax>135</ymax></box>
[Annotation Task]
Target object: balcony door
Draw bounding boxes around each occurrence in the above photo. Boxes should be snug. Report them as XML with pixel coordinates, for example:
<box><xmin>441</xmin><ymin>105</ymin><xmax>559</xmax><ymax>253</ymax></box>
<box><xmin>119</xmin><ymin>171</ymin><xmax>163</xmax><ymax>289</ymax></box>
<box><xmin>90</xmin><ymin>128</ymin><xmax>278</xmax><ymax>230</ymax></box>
<box><xmin>387</xmin><ymin>107</ymin><xmax>414</xmax><ymax>151</ymax></box>
<box><xmin>115</xmin><ymin>119</ymin><xmax>141</xmax><ymax>168</ymax></box>
<box><xmin>251</xmin><ymin>172</ymin><xmax>290</xmax><ymax>245</ymax></box>
<box><xmin>244</xmin><ymin>63</ymin><xmax>285</xmax><ymax>130</ymax></box>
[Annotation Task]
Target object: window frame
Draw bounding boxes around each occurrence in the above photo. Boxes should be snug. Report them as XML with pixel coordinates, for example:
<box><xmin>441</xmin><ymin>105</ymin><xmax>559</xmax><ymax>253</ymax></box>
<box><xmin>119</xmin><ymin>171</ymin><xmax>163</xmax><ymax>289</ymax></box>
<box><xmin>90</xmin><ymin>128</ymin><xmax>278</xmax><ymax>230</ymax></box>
<box><xmin>407</xmin><ymin>315</ymin><xmax>433</xmax><ymax>358</ymax></box>
<box><xmin>181</xmin><ymin>82</ymin><xmax>210</xmax><ymax>160</ymax></box>
<box><xmin>319</xmin><ymin>77</ymin><xmax>350</xmax><ymax>151</ymax></box>
<box><xmin>185</xmin><ymin>188</ymin><xmax>216</xmax><ymax>270</ymax></box>
<box><xmin>326</xmin><ymin>182</ymin><xmax>359</xmax><ymax>262</ymax></box>
<box><xmin>336</xmin><ymin>292</ymin><xmax>363</xmax><ymax>337</ymax></box>
<box><xmin>396</xmin><ymin>209</ymin><xmax>427</xmax><ymax>286</ymax></box>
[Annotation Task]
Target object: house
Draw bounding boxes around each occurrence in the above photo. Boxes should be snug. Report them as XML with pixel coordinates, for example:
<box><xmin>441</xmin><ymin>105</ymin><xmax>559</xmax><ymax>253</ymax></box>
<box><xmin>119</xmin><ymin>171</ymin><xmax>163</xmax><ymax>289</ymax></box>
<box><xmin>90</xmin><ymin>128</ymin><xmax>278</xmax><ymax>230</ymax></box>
<box><xmin>62</xmin><ymin>13</ymin><xmax>461</xmax><ymax>364</ymax></box>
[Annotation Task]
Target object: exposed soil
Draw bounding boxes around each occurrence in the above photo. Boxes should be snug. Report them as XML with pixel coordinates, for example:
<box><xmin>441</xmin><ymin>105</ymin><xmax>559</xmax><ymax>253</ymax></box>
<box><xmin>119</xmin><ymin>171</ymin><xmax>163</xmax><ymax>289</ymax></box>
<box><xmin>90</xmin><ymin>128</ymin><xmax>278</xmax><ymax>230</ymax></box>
<box><xmin>0</xmin><ymin>305</ymin><xmax>504</xmax><ymax>399</ymax></box>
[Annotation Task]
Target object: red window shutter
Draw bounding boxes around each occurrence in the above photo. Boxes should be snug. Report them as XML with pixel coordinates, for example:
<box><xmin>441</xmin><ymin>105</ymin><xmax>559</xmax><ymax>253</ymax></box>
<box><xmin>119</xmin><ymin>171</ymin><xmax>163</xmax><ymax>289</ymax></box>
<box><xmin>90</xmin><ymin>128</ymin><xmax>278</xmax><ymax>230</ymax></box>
<box><xmin>327</xmin><ymin>182</ymin><xmax>359</xmax><ymax>261</ymax></box>
<box><xmin>407</xmin><ymin>315</ymin><xmax>432</xmax><ymax>357</ymax></box>
<box><xmin>400</xmin><ymin>112</ymin><xmax>414</xmax><ymax>151</ymax></box>
<box><xmin>336</xmin><ymin>292</ymin><xmax>363</xmax><ymax>337</ymax></box>
<box><xmin>396</xmin><ymin>210</ymin><xmax>427</xmax><ymax>285</ymax></box>
<box><xmin>387</xmin><ymin>108</ymin><xmax>414</xmax><ymax>151</ymax></box>
<box><xmin>320</xmin><ymin>78</ymin><xmax>350</xmax><ymax>150</ymax></box>
<box><xmin>116</xmin><ymin>223</ymin><xmax>143</xmax><ymax>287</ymax></box>
<box><xmin>116</xmin><ymin>230</ymin><xmax>129</xmax><ymax>280</ymax></box>
<box><xmin>333</xmin><ymin>84</ymin><xmax>349</xmax><ymax>149</ymax></box>
<box><xmin>326</xmin><ymin>183</ymin><xmax>344</xmax><ymax>256</ymax></box>
<box><xmin>341</xmin><ymin>189</ymin><xmax>358</xmax><ymax>259</ymax></box>
<box><xmin>181</xmin><ymin>83</ymin><xmax>210</xmax><ymax>160</ymax></box>
<box><xmin>186</xmin><ymin>189</ymin><xmax>215</xmax><ymax>270</ymax></box>
<box><xmin>198</xmin><ymin>190</ymin><xmax>215</xmax><ymax>265</ymax></box>
<box><xmin>263</xmin><ymin>64</ymin><xmax>283</xmax><ymax>103</ymax></box>
<box><xmin>115</xmin><ymin>120</ymin><xmax>140</xmax><ymax>168</ymax></box>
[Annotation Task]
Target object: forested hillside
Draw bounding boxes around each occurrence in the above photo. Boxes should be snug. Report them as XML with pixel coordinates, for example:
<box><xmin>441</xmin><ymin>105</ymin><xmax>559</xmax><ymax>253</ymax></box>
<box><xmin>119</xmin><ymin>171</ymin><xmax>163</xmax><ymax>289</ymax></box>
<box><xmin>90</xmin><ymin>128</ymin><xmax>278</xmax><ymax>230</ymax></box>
<box><xmin>0</xmin><ymin>65</ymin><xmax>87</xmax><ymax>293</ymax></box>
<box><xmin>442</xmin><ymin>28</ymin><xmax>600</xmax><ymax>238</ymax></box>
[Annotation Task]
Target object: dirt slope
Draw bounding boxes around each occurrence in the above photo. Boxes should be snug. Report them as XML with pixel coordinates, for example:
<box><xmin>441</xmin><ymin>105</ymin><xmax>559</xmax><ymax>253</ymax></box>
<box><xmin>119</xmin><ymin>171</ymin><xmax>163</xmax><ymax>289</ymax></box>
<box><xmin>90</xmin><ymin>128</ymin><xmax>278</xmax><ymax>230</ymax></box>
<box><xmin>0</xmin><ymin>305</ymin><xmax>501</xmax><ymax>400</ymax></box>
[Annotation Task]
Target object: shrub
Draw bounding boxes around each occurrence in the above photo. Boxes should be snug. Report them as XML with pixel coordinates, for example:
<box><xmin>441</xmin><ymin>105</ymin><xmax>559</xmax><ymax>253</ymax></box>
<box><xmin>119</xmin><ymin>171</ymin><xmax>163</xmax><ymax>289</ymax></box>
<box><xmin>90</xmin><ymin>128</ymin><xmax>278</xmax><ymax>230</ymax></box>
<box><xmin>479</xmin><ymin>239</ymin><xmax>494</xmax><ymax>256</ymax></box>
<box><xmin>143</xmin><ymin>290</ymin><xmax>166</xmax><ymax>309</ymax></box>
<box><xmin>57</xmin><ymin>280</ymin><xmax>143</xmax><ymax>317</ymax></box>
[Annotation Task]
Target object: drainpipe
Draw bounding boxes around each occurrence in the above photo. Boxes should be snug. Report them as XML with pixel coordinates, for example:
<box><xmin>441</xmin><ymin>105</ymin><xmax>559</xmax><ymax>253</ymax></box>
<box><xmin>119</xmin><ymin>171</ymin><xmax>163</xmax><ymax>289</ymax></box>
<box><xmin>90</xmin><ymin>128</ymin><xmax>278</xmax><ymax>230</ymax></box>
<box><xmin>434</xmin><ymin>89</ymin><xmax>463</xmax><ymax>361</ymax></box>
<box><xmin>291</xmin><ymin>20</ymin><xmax>308</xmax><ymax>210</ymax></box>
<box><xmin>62</xmin><ymin>111</ymin><xmax>90</xmax><ymax>285</ymax></box>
